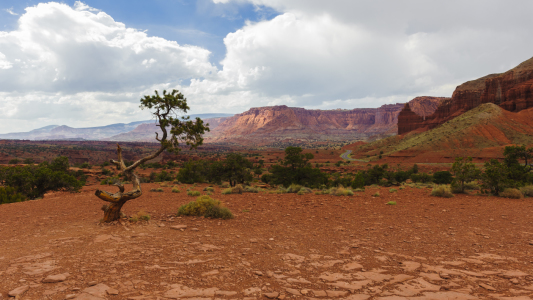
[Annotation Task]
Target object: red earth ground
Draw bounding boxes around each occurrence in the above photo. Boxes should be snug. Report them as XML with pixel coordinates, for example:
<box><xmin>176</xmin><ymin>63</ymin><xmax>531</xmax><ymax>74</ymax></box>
<box><xmin>1</xmin><ymin>182</ymin><xmax>533</xmax><ymax>300</ymax></box>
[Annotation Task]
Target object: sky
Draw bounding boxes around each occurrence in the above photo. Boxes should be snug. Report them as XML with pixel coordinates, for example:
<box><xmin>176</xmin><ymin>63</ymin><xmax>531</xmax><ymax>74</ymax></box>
<box><xmin>0</xmin><ymin>0</ymin><xmax>533</xmax><ymax>133</ymax></box>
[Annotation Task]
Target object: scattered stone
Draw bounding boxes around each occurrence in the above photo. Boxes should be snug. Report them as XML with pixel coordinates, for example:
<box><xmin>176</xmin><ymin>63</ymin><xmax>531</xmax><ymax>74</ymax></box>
<box><xmin>400</xmin><ymin>261</ymin><xmax>421</xmax><ymax>272</ymax></box>
<box><xmin>243</xmin><ymin>287</ymin><xmax>261</xmax><ymax>296</ymax></box>
<box><xmin>254</xmin><ymin>270</ymin><xmax>264</xmax><ymax>276</ymax></box>
<box><xmin>107</xmin><ymin>288</ymin><xmax>119</xmax><ymax>295</ymax></box>
<box><xmin>326</xmin><ymin>290</ymin><xmax>349</xmax><ymax>297</ymax></box>
<box><xmin>301</xmin><ymin>289</ymin><xmax>309</xmax><ymax>295</ymax></box>
<box><xmin>43</xmin><ymin>273</ymin><xmax>68</xmax><ymax>283</ymax></box>
<box><xmin>83</xmin><ymin>283</ymin><xmax>110</xmax><ymax>298</ymax></box>
<box><xmin>313</xmin><ymin>290</ymin><xmax>328</xmax><ymax>297</ymax></box>
<box><xmin>285</xmin><ymin>288</ymin><xmax>301</xmax><ymax>296</ymax></box>
<box><xmin>73</xmin><ymin>293</ymin><xmax>105</xmax><ymax>300</ymax></box>
<box><xmin>479</xmin><ymin>283</ymin><xmax>496</xmax><ymax>291</ymax></box>
<box><xmin>342</xmin><ymin>262</ymin><xmax>364</xmax><ymax>271</ymax></box>
<box><xmin>170</xmin><ymin>225</ymin><xmax>187</xmax><ymax>230</ymax></box>
<box><xmin>164</xmin><ymin>284</ymin><xmax>217</xmax><ymax>298</ymax></box>
<box><xmin>501</xmin><ymin>271</ymin><xmax>529</xmax><ymax>279</ymax></box>
<box><xmin>65</xmin><ymin>294</ymin><xmax>77</xmax><ymax>299</ymax></box>
<box><xmin>263</xmin><ymin>292</ymin><xmax>279</xmax><ymax>299</ymax></box>
<box><xmin>8</xmin><ymin>285</ymin><xmax>29</xmax><ymax>297</ymax></box>
<box><xmin>87</xmin><ymin>281</ymin><xmax>98</xmax><ymax>287</ymax></box>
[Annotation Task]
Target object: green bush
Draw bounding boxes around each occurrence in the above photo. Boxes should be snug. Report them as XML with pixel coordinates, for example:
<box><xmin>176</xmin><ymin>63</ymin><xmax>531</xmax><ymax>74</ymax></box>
<box><xmin>287</xmin><ymin>184</ymin><xmax>302</xmax><ymax>193</ymax></box>
<box><xmin>431</xmin><ymin>185</ymin><xmax>454</xmax><ymax>198</ymax></box>
<box><xmin>373</xmin><ymin>192</ymin><xmax>380</xmax><ymax>197</ymax></box>
<box><xmin>519</xmin><ymin>185</ymin><xmax>533</xmax><ymax>197</ymax></box>
<box><xmin>23</xmin><ymin>158</ymin><xmax>34</xmax><ymax>164</ymax></box>
<box><xmin>464</xmin><ymin>181</ymin><xmax>481</xmax><ymax>190</ymax></box>
<box><xmin>0</xmin><ymin>186</ymin><xmax>27</xmax><ymax>204</ymax></box>
<box><xmin>8</xmin><ymin>159</ymin><xmax>20</xmax><ymax>164</ymax></box>
<box><xmin>389</xmin><ymin>188</ymin><xmax>397</xmax><ymax>193</ymax></box>
<box><xmin>329</xmin><ymin>186</ymin><xmax>354</xmax><ymax>196</ymax></box>
<box><xmin>297</xmin><ymin>187</ymin><xmax>312</xmax><ymax>195</ymax></box>
<box><xmin>499</xmin><ymin>188</ymin><xmax>523</xmax><ymax>199</ymax></box>
<box><xmin>221</xmin><ymin>188</ymin><xmax>232</xmax><ymax>195</ymax></box>
<box><xmin>130</xmin><ymin>210</ymin><xmax>151</xmax><ymax>222</ymax></box>
<box><xmin>386</xmin><ymin>201</ymin><xmax>397</xmax><ymax>205</ymax></box>
<box><xmin>203</xmin><ymin>186</ymin><xmax>214</xmax><ymax>192</ymax></box>
<box><xmin>171</xmin><ymin>187</ymin><xmax>181</xmax><ymax>193</ymax></box>
<box><xmin>451</xmin><ymin>157</ymin><xmax>481</xmax><ymax>193</ymax></box>
<box><xmin>410</xmin><ymin>173</ymin><xmax>433</xmax><ymax>183</ymax></box>
<box><xmin>433</xmin><ymin>171</ymin><xmax>453</xmax><ymax>184</ymax></box>
<box><xmin>177</xmin><ymin>195</ymin><xmax>233</xmax><ymax>219</ymax></box>
<box><xmin>231</xmin><ymin>184</ymin><xmax>244</xmax><ymax>194</ymax></box>
<box><xmin>187</xmin><ymin>190</ymin><xmax>201</xmax><ymax>197</ymax></box>
<box><xmin>244</xmin><ymin>186</ymin><xmax>258</xmax><ymax>193</ymax></box>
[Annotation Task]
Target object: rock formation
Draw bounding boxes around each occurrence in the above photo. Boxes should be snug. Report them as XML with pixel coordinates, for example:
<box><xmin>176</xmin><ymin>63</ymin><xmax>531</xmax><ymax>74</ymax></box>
<box><xmin>398</xmin><ymin>56</ymin><xmax>533</xmax><ymax>135</ymax></box>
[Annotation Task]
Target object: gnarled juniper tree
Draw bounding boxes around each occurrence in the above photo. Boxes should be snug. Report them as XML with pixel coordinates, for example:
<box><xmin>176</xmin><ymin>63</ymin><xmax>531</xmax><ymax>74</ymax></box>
<box><xmin>95</xmin><ymin>90</ymin><xmax>209</xmax><ymax>222</ymax></box>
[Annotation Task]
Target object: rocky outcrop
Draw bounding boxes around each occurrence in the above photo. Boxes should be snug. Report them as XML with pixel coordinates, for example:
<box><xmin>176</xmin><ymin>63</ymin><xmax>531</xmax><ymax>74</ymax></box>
<box><xmin>398</xmin><ymin>56</ymin><xmax>533</xmax><ymax>134</ymax></box>
<box><xmin>207</xmin><ymin>98</ymin><xmax>443</xmax><ymax>145</ymax></box>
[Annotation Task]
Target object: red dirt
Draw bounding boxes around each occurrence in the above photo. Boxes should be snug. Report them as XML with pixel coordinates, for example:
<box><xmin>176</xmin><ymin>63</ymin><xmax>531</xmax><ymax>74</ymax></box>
<box><xmin>1</xmin><ymin>182</ymin><xmax>533</xmax><ymax>299</ymax></box>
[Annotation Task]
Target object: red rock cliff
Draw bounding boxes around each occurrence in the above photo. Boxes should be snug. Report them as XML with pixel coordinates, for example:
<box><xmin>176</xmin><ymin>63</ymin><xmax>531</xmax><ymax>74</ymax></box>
<box><xmin>398</xmin><ymin>56</ymin><xmax>533</xmax><ymax>134</ymax></box>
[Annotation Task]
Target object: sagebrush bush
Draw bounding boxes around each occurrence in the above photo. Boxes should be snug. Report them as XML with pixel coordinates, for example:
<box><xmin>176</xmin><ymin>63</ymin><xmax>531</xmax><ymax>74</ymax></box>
<box><xmin>187</xmin><ymin>190</ymin><xmax>201</xmax><ymax>197</ymax></box>
<box><xmin>221</xmin><ymin>188</ymin><xmax>232</xmax><ymax>195</ymax></box>
<box><xmin>464</xmin><ymin>181</ymin><xmax>481</xmax><ymax>190</ymax></box>
<box><xmin>519</xmin><ymin>185</ymin><xmax>533</xmax><ymax>197</ymax></box>
<box><xmin>431</xmin><ymin>185</ymin><xmax>454</xmax><ymax>198</ymax></box>
<box><xmin>373</xmin><ymin>192</ymin><xmax>380</xmax><ymax>197</ymax></box>
<box><xmin>177</xmin><ymin>195</ymin><xmax>233</xmax><ymax>219</ymax></box>
<box><xmin>130</xmin><ymin>210</ymin><xmax>150</xmax><ymax>222</ymax></box>
<box><xmin>244</xmin><ymin>186</ymin><xmax>258</xmax><ymax>193</ymax></box>
<box><xmin>389</xmin><ymin>188</ymin><xmax>397</xmax><ymax>193</ymax></box>
<box><xmin>297</xmin><ymin>187</ymin><xmax>312</xmax><ymax>195</ymax></box>
<box><xmin>287</xmin><ymin>184</ymin><xmax>302</xmax><ymax>193</ymax></box>
<box><xmin>499</xmin><ymin>188</ymin><xmax>523</xmax><ymax>199</ymax></box>
<box><xmin>220</xmin><ymin>182</ymin><xmax>230</xmax><ymax>188</ymax></box>
<box><xmin>231</xmin><ymin>184</ymin><xmax>244</xmax><ymax>194</ymax></box>
<box><xmin>0</xmin><ymin>186</ymin><xmax>26</xmax><ymax>204</ymax></box>
<box><xmin>171</xmin><ymin>187</ymin><xmax>181</xmax><ymax>193</ymax></box>
<box><xmin>329</xmin><ymin>186</ymin><xmax>354</xmax><ymax>196</ymax></box>
<box><xmin>203</xmin><ymin>186</ymin><xmax>214</xmax><ymax>192</ymax></box>
<box><xmin>156</xmin><ymin>188</ymin><xmax>164</xmax><ymax>192</ymax></box>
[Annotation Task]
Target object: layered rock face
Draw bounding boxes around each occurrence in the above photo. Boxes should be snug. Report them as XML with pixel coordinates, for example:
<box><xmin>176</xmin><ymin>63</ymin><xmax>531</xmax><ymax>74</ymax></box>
<box><xmin>207</xmin><ymin>98</ymin><xmax>443</xmax><ymax>145</ymax></box>
<box><xmin>398</xmin><ymin>56</ymin><xmax>533</xmax><ymax>135</ymax></box>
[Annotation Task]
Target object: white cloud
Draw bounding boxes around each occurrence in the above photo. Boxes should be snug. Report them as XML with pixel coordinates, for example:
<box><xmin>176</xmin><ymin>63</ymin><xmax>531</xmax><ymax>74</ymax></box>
<box><xmin>4</xmin><ymin>7</ymin><xmax>18</xmax><ymax>16</ymax></box>
<box><xmin>0</xmin><ymin>2</ymin><xmax>217</xmax><ymax>133</ymax></box>
<box><xmin>2</xmin><ymin>0</ymin><xmax>533</xmax><ymax>133</ymax></box>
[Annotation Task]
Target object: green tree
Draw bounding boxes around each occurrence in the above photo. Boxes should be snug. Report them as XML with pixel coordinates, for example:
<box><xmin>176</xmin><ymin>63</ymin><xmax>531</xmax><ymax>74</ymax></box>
<box><xmin>451</xmin><ymin>157</ymin><xmax>481</xmax><ymax>193</ymax></box>
<box><xmin>482</xmin><ymin>159</ymin><xmax>509</xmax><ymax>195</ymax></box>
<box><xmin>267</xmin><ymin>147</ymin><xmax>328</xmax><ymax>188</ymax></box>
<box><xmin>95</xmin><ymin>90</ymin><xmax>209</xmax><ymax>222</ymax></box>
<box><xmin>503</xmin><ymin>145</ymin><xmax>533</xmax><ymax>183</ymax></box>
<box><xmin>222</xmin><ymin>153</ymin><xmax>253</xmax><ymax>187</ymax></box>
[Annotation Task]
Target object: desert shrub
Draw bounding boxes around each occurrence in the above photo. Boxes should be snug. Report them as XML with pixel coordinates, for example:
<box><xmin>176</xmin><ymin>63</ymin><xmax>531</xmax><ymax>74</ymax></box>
<box><xmin>220</xmin><ymin>182</ymin><xmax>230</xmax><ymax>188</ymax></box>
<box><xmin>386</xmin><ymin>201</ymin><xmax>397</xmax><ymax>205</ymax></box>
<box><xmin>499</xmin><ymin>188</ymin><xmax>523</xmax><ymax>199</ymax></box>
<box><xmin>156</xmin><ymin>188</ymin><xmax>164</xmax><ymax>192</ymax></box>
<box><xmin>297</xmin><ymin>187</ymin><xmax>312</xmax><ymax>195</ymax></box>
<box><xmin>171</xmin><ymin>187</ymin><xmax>181</xmax><ymax>193</ymax></box>
<box><xmin>354</xmin><ymin>188</ymin><xmax>365</xmax><ymax>192</ymax></box>
<box><xmin>482</xmin><ymin>159</ymin><xmax>510</xmax><ymax>195</ymax></box>
<box><xmin>221</xmin><ymin>188</ymin><xmax>232</xmax><ymax>195</ymax></box>
<box><xmin>431</xmin><ymin>185</ymin><xmax>454</xmax><ymax>198</ymax></box>
<box><xmin>410</xmin><ymin>173</ymin><xmax>433</xmax><ymax>183</ymax></box>
<box><xmin>267</xmin><ymin>147</ymin><xmax>328</xmax><ymax>188</ymax></box>
<box><xmin>23</xmin><ymin>158</ymin><xmax>34</xmax><ymax>164</ymax></box>
<box><xmin>8</xmin><ymin>159</ymin><xmax>20</xmax><ymax>164</ymax></box>
<box><xmin>287</xmin><ymin>184</ymin><xmax>302</xmax><ymax>193</ymax></box>
<box><xmin>372</xmin><ymin>192</ymin><xmax>380</xmax><ymax>197</ymax></box>
<box><xmin>0</xmin><ymin>156</ymin><xmax>83</xmax><ymax>199</ymax></box>
<box><xmin>231</xmin><ymin>184</ymin><xmax>244</xmax><ymax>194</ymax></box>
<box><xmin>351</xmin><ymin>172</ymin><xmax>366</xmax><ymax>189</ymax></box>
<box><xmin>244</xmin><ymin>186</ymin><xmax>258</xmax><ymax>193</ymax></box>
<box><xmin>153</xmin><ymin>170</ymin><xmax>173</xmax><ymax>183</ymax></box>
<box><xmin>203</xmin><ymin>186</ymin><xmax>214</xmax><ymax>192</ymax></box>
<box><xmin>463</xmin><ymin>181</ymin><xmax>481</xmax><ymax>190</ymax></box>
<box><xmin>177</xmin><ymin>195</ymin><xmax>233</xmax><ymax>219</ymax></box>
<box><xmin>329</xmin><ymin>186</ymin><xmax>354</xmax><ymax>196</ymax></box>
<box><xmin>519</xmin><ymin>185</ymin><xmax>533</xmax><ymax>197</ymax></box>
<box><xmin>130</xmin><ymin>210</ymin><xmax>150</xmax><ymax>222</ymax></box>
<box><xmin>187</xmin><ymin>190</ymin><xmax>201</xmax><ymax>197</ymax></box>
<box><xmin>0</xmin><ymin>186</ymin><xmax>27</xmax><ymax>204</ymax></box>
<box><xmin>389</xmin><ymin>188</ymin><xmax>397</xmax><ymax>193</ymax></box>
<box><xmin>80</xmin><ymin>162</ymin><xmax>91</xmax><ymax>169</ymax></box>
<box><xmin>433</xmin><ymin>171</ymin><xmax>453</xmax><ymax>184</ymax></box>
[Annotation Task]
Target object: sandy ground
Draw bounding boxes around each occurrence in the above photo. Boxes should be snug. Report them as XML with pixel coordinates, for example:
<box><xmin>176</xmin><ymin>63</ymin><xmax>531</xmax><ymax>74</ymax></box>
<box><xmin>1</xmin><ymin>183</ymin><xmax>533</xmax><ymax>300</ymax></box>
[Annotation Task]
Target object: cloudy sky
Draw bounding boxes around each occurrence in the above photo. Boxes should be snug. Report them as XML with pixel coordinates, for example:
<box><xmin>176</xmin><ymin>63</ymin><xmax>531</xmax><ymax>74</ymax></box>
<box><xmin>0</xmin><ymin>0</ymin><xmax>532</xmax><ymax>133</ymax></box>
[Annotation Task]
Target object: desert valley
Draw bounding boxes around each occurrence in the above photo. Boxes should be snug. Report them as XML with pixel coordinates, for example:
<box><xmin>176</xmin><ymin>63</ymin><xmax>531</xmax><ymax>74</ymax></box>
<box><xmin>2</xmin><ymin>1</ymin><xmax>533</xmax><ymax>300</ymax></box>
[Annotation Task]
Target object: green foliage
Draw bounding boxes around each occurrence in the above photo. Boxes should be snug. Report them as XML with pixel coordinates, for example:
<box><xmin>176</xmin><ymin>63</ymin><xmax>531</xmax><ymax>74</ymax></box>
<box><xmin>0</xmin><ymin>186</ymin><xmax>27</xmax><ymax>204</ymax></box>
<box><xmin>177</xmin><ymin>195</ymin><xmax>233</xmax><ymax>219</ymax></box>
<box><xmin>431</xmin><ymin>185</ymin><xmax>454</xmax><ymax>198</ymax></box>
<box><xmin>386</xmin><ymin>201</ymin><xmax>396</xmax><ymax>205</ymax></box>
<box><xmin>329</xmin><ymin>186</ymin><xmax>354</xmax><ymax>196</ymax></box>
<box><xmin>187</xmin><ymin>190</ymin><xmax>201</xmax><ymax>197</ymax></box>
<box><xmin>287</xmin><ymin>184</ymin><xmax>302</xmax><ymax>193</ymax></box>
<box><xmin>499</xmin><ymin>188</ymin><xmax>523</xmax><ymax>199</ymax></box>
<box><xmin>0</xmin><ymin>156</ymin><xmax>83</xmax><ymax>199</ymax></box>
<box><xmin>451</xmin><ymin>157</ymin><xmax>481</xmax><ymax>193</ymax></box>
<box><xmin>373</xmin><ymin>192</ymin><xmax>380</xmax><ymax>197</ymax></box>
<box><xmin>410</xmin><ymin>173</ymin><xmax>433</xmax><ymax>183</ymax></box>
<box><xmin>221</xmin><ymin>188</ymin><xmax>232</xmax><ymax>195</ymax></box>
<box><xmin>519</xmin><ymin>185</ymin><xmax>533</xmax><ymax>197</ymax></box>
<box><xmin>130</xmin><ymin>210</ymin><xmax>151</xmax><ymax>222</ymax></box>
<box><xmin>503</xmin><ymin>145</ymin><xmax>533</xmax><ymax>183</ymax></box>
<box><xmin>267</xmin><ymin>147</ymin><xmax>328</xmax><ymax>188</ymax></box>
<box><xmin>8</xmin><ymin>159</ymin><xmax>20</xmax><ymax>164</ymax></box>
<box><xmin>389</xmin><ymin>188</ymin><xmax>397</xmax><ymax>193</ymax></box>
<box><xmin>433</xmin><ymin>171</ymin><xmax>453</xmax><ymax>184</ymax></box>
<box><xmin>140</xmin><ymin>90</ymin><xmax>209</xmax><ymax>154</ymax></box>
<box><xmin>23</xmin><ymin>158</ymin><xmax>34</xmax><ymax>164</ymax></box>
<box><xmin>222</xmin><ymin>153</ymin><xmax>253</xmax><ymax>187</ymax></box>
<box><xmin>80</xmin><ymin>162</ymin><xmax>91</xmax><ymax>169</ymax></box>
<box><xmin>482</xmin><ymin>158</ymin><xmax>511</xmax><ymax>194</ymax></box>
<box><xmin>171</xmin><ymin>187</ymin><xmax>181</xmax><ymax>193</ymax></box>
<box><xmin>152</xmin><ymin>170</ymin><xmax>174</xmax><ymax>182</ymax></box>
<box><xmin>175</xmin><ymin>160</ymin><xmax>207</xmax><ymax>184</ymax></box>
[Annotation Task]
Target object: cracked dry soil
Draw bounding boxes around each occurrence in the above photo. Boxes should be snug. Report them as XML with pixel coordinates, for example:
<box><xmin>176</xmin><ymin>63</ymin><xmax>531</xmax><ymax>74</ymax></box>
<box><xmin>1</xmin><ymin>183</ymin><xmax>533</xmax><ymax>300</ymax></box>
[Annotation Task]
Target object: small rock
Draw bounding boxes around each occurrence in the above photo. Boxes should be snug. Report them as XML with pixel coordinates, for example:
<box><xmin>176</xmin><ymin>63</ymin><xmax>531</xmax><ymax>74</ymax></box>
<box><xmin>170</xmin><ymin>225</ymin><xmax>187</xmax><ymax>230</ymax></box>
<box><xmin>326</xmin><ymin>290</ymin><xmax>349</xmax><ymax>297</ymax></box>
<box><xmin>250</xmin><ymin>238</ymin><xmax>258</xmax><ymax>243</ymax></box>
<box><xmin>43</xmin><ymin>274</ymin><xmax>67</xmax><ymax>283</ymax></box>
<box><xmin>254</xmin><ymin>271</ymin><xmax>264</xmax><ymax>276</ymax></box>
<box><xmin>191</xmin><ymin>228</ymin><xmax>199</xmax><ymax>231</ymax></box>
<box><xmin>107</xmin><ymin>288</ymin><xmax>119</xmax><ymax>295</ymax></box>
<box><xmin>264</xmin><ymin>292</ymin><xmax>279</xmax><ymax>299</ymax></box>
<box><xmin>529</xmin><ymin>241</ymin><xmax>533</xmax><ymax>245</ymax></box>
<box><xmin>8</xmin><ymin>285</ymin><xmax>29</xmax><ymax>297</ymax></box>
<box><xmin>278</xmin><ymin>295</ymin><xmax>286</xmax><ymax>300</ymax></box>
<box><xmin>479</xmin><ymin>283</ymin><xmax>496</xmax><ymax>291</ymax></box>
<box><xmin>87</xmin><ymin>281</ymin><xmax>98</xmax><ymax>287</ymax></box>
<box><xmin>439</xmin><ymin>273</ymin><xmax>451</xmax><ymax>279</ymax></box>
<box><xmin>510</xmin><ymin>278</ymin><xmax>520</xmax><ymax>284</ymax></box>
<box><xmin>285</xmin><ymin>288</ymin><xmax>301</xmax><ymax>296</ymax></box>
<box><xmin>65</xmin><ymin>294</ymin><xmax>77</xmax><ymax>299</ymax></box>
<box><xmin>300</xmin><ymin>289</ymin><xmax>309</xmax><ymax>295</ymax></box>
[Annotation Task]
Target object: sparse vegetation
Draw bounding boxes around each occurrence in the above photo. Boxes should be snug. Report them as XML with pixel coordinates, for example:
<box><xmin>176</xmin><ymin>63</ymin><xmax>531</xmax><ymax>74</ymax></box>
<box><xmin>187</xmin><ymin>190</ymin><xmax>201</xmax><ymax>197</ymax></box>
<box><xmin>431</xmin><ymin>185</ymin><xmax>454</xmax><ymax>198</ymax></box>
<box><xmin>499</xmin><ymin>188</ymin><xmax>523</xmax><ymax>199</ymax></box>
<box><xmin>177</xmin><ymin>195</ymin><xmax>233</xmax><ymax>219</ymax></box>
<box><xmin>0</xmin><ymin>186</ymin><xmax>27</xmax><ymax>204</ymax></box>
<box><xmin>171</xmin><ymin>187</ymin><xmax>181</xmax><ymax>193</ymax></box>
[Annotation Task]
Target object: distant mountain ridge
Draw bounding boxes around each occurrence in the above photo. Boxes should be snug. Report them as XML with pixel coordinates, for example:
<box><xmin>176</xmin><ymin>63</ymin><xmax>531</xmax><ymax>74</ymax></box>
<box><xmin>0</xmin><ymin>114</ymin><xmax>234</xmax><ymax>141</ymax></box>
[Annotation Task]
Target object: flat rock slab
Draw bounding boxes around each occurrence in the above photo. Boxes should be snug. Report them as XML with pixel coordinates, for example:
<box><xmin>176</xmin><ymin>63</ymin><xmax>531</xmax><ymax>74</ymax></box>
<box><xmin>83</xmin><ymin>283</ymin><xmax>111</xmax><ymax>298</ymax></box>
<box><xmin>74</xmin><ymin>293</ymin><xmax>106</xmax><ymax>300</ymax></box>
<box><xmin>8</xmin><ymin>285</ymin><xmax>29</xmax><ymax>297</ymax></box>
<box><xmin>43</xmin><ymin>273</ymin><xmax>68</xmax><ymax>283</ymax></box>
<box><xmin>170</xmin><ymin>225</ymin><xmax>187</xmax><ymax>230</ymax></box>
<box><xmin>165</xmin><ymin>284</ymin><xmax>217</xmax><ymax>298</ymax></box>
